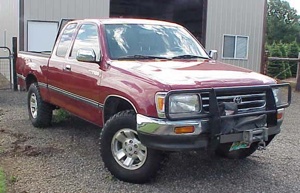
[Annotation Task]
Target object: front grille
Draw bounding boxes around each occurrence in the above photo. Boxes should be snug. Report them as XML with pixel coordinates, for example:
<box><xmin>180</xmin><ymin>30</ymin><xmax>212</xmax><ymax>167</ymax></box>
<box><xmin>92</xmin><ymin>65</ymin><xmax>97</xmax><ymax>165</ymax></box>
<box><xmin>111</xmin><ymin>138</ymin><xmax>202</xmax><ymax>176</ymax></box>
<box><xmin>201</xmin><ymin>91</ymin><xmax>266</xmax><ymax>113</ymax></box>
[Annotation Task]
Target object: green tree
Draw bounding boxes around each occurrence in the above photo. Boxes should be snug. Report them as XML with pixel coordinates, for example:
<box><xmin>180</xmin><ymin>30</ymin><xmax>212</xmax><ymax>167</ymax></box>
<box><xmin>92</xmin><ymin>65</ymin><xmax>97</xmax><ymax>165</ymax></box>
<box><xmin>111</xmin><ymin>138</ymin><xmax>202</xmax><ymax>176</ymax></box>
<box><xmin>287</xmin><ymin>41</ymin><xmax>299</xmax><ymax>77</ymax></box>
<box><xmin>267</xmin><ymin>0</ymin><xmax>300</xmax><ymax>44</ymax></box>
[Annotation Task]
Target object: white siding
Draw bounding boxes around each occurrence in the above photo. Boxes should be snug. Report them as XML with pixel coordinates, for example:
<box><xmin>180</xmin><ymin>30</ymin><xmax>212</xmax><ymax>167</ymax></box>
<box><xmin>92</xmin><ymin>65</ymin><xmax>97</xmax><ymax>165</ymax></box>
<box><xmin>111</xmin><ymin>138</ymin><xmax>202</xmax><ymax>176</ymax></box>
<box><xmin>0</xmin><ymin>0</ymin><xmax>18</xmax><ymax>82</ymax></box>
<box><xmin>23</xmin><ymin>0</ymin><xmax>110</xmax><ymax>50</ymax></box>
<box><xmin>24</xmin><ymin>0</ymin><xmax>109</xmax><ymax>21</ymax></box>
<box><xmin>0</xmin><ymin>0</ymin><xmax>19</xmax><ymax>50</ymax></box>
<box><xmin>205</xmin><ymin>0</ymin><xmax>266</xmax><ymax>72</ymax></box>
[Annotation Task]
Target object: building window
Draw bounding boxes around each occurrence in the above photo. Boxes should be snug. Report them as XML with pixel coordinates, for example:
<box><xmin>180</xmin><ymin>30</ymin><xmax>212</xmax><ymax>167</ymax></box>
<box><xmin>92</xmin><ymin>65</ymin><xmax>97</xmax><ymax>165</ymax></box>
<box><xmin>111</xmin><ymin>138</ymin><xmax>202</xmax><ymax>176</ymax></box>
<box><xmin>223</xmin><ymin>35</ymin><xmax>248</xmax><ymax>59</ymax></box>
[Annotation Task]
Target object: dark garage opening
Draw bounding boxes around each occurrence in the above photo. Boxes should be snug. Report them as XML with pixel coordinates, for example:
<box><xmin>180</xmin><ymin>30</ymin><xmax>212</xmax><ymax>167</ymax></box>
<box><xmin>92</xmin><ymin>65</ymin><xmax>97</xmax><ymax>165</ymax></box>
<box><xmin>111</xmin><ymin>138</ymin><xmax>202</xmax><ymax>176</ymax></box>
<box><xmin>110</xmin><ymin>0</ymin><xmax>208</xmax><ymax>46</ymax></box>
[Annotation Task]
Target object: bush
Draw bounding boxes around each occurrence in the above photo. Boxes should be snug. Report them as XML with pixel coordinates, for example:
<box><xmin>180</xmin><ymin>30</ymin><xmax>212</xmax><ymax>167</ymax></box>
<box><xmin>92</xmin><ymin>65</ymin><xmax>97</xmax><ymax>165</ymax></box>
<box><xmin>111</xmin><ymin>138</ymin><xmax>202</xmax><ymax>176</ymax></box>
<box><xmin>268</xmin><ymin>43</ymin><xmax>286</xmax><ymax>79</ymax></box>
<box><xmin>266</xmin><ymin>41</ymin><xmax>300</xmax><ymax>79</ymax></box>
<box><xmin>287</xmin><ymin>41</ymin><xmax>299</xmax><ymax>77</ymax></box>
<box><xmin>53</xmin><ymin>109</ymin><xmax>70</xmax><ymax>123</ymax></box>
<box><xmin>279</xmin><ymin>42</ymin><xmax>292</xmax><ymax>78</ymax></box>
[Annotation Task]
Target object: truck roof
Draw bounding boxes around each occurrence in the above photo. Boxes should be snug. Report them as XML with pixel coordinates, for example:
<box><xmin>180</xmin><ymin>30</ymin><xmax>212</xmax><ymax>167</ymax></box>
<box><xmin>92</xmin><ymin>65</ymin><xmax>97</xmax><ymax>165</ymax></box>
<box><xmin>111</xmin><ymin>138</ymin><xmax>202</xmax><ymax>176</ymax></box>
<box><xmin>79</xmin><ymin>18</ymin><xmax>181</xmax><ymax>26</ymax></box>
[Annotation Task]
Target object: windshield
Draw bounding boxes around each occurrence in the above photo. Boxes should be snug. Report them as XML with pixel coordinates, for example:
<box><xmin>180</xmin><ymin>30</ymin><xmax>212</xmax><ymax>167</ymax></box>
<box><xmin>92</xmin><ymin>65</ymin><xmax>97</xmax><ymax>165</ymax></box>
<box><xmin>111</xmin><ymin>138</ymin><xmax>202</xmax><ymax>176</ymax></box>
<box><xmin>104</xmin><ymin>24</ymin><xmax>209</xmax><ymax>60</ymax></box>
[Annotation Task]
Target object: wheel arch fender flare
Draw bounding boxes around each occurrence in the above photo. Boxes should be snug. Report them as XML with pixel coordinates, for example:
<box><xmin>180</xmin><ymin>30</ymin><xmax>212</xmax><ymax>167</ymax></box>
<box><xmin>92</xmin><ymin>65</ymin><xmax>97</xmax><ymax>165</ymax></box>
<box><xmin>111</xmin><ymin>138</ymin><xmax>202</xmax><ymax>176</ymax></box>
<box><xmin>103</xmin><ymin>94</ymin><xmax>138</xmax><ymax>123</ymax></box>
<box><xmin>25</xmin><ymin>73</ymin><xmax>38</xmax><ymax>90</ymax></box>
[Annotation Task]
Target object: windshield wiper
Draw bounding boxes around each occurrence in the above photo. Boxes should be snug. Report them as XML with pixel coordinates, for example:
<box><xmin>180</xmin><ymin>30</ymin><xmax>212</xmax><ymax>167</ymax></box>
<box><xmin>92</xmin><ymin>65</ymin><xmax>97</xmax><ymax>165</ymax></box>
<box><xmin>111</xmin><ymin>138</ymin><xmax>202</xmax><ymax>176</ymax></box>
<box><xmin>171</xmin><ymin>55</ymin><xmax>209</xmax><ymax>60</ymax></box>
<box><xmin>118</xmin><ymin>55</ymin><xmax>170</xmax><ymax>60</ymax></box>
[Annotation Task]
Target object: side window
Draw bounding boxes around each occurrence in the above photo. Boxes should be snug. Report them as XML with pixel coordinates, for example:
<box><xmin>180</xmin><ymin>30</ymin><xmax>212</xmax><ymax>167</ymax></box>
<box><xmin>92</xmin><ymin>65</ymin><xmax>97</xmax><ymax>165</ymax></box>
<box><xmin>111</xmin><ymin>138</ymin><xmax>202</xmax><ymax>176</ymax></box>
<box><xmin>70</xmin><ymin>24</ymin><xmax>100</xmax><ymax>60</ymax></box>
<box><xmin>56</xmin><ymin>23</ymin><xmax>77</xmax><ymax>57</ymax></box>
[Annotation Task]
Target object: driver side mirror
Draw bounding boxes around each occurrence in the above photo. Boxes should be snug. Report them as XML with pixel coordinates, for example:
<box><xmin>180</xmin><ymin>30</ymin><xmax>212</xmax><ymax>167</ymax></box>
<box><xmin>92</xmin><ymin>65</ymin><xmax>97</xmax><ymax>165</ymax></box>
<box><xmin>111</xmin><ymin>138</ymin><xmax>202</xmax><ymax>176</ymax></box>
<box><xmin>209</xmin><ymin>50</ymin><xmax>218</xmax><ymax>60</ymax></box>
<box><xmin>76</xmin><ymin>48</ymin><xmax>97</xmax><ymax>63</ymax></box>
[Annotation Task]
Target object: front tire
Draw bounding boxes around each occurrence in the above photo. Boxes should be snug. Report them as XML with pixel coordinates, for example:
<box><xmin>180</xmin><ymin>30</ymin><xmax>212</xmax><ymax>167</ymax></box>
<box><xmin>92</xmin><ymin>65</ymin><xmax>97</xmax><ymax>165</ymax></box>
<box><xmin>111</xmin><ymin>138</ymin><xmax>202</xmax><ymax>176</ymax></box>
<box><xmin>100</xmin><ymin>110</ymin><xmax>164</xmax><ymax>184</ymax></box>
<box><xmin>27</xmin><ymin>83</ymin><xmax>53</xmax><ymax>127</ymax></box>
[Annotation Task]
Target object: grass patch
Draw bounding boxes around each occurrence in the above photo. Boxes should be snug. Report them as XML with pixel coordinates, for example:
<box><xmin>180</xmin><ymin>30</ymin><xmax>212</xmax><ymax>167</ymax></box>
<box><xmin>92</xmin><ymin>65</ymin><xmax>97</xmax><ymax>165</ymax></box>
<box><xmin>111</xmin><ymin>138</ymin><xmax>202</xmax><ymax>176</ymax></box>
<box><xmin>9</xmin><ymin>176</ymin><xmax>17</xmax><ymax>184</ymax></box>
<box><xmin>0</xmin><ymin>168</ymin><xmax>6</xmax><ymax>193</ymax></box>
<box><xmin>53</xmin><ymin>109</ymin><xmax>70</xmax><ymax>123</ymax></box>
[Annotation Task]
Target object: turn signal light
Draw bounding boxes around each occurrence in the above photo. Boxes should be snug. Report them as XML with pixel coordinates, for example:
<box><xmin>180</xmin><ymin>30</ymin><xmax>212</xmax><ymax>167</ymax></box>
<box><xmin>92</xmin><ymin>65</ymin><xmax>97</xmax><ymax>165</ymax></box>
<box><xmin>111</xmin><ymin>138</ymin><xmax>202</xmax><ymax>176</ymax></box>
<box><xmin>157</xmin><ymin>97</ymin><xmax>165</xmax><ymax>112</ymax></box>
<box><xmin>277</xmin><ymin>109</ymin><xmax>285</xmax><ymax>120</ymax></box>
<box><xmin>174</xmin><ymin>126</ymin><xmax>195</xmax><ymax>134</ymax></box>
<box><xmin>277</xmin><ymin>112</ymin><xmax>283</xmax><ymax>120</ymax></box>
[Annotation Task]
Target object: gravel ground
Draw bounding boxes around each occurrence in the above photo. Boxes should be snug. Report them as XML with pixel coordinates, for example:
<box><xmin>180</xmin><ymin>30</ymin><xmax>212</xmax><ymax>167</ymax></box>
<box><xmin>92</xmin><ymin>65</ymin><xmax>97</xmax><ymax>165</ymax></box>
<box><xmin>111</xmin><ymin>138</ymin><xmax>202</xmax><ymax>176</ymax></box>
<box><xmin>0</xmin><ymin>90</ymin><xmax>300</xmax><ymax>193</ymax></box>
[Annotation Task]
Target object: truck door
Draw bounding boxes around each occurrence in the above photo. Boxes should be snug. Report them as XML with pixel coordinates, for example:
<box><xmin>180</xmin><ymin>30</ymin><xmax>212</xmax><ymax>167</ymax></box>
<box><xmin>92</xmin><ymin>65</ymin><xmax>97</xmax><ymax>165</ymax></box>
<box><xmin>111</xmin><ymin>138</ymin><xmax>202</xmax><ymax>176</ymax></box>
<box><xmin>63</xmin><ymin>23</ymin><xmax>103</xmax><ymax>125</ymax></box>
<box><xmin>47</xmin><ymin>22</ymin><xmax>78</xmax><ymax>109</ymax></box>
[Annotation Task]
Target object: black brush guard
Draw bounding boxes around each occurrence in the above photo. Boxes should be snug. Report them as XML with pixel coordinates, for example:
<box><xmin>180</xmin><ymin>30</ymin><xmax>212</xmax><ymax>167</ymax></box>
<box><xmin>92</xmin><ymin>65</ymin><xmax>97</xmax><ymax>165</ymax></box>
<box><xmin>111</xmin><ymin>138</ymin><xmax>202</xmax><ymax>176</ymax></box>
<box><xmin>164</xmin><ymin>84</ymin><xmax>292</xmax><ymax>150</ymax></box>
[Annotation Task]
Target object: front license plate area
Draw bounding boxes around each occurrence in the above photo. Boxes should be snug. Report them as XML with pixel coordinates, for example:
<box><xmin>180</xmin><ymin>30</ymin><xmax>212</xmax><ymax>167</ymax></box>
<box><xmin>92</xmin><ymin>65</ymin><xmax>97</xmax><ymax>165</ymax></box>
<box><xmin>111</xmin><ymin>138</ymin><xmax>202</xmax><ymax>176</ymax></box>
<box><xmin>229</xmin><ymin>141</ymin><xmax>250</xmax><ymax>151</ymax></box>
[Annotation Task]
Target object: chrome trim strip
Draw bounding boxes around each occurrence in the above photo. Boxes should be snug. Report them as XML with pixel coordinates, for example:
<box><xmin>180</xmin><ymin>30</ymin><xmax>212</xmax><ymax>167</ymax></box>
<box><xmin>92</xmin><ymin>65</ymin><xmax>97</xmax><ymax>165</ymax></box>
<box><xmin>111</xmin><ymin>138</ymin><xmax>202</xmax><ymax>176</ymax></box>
<box><xmin>202</xmin><ymin>91</ymin><xmax>266</xmax><ymax>113</ymax></box>
<box><xmin>218</xmin><ymin>94</ymin><xmax>265</xmax><ymax>100</ymax></box>
<box><xmin>203</xmin><ymin>105</ymin><xmax>266</xmax><ymax>112</ymax></box>
<box><xmin>102</xmin><ymin>95</ymin><xmax>138</xmax><ymax>124</ymax></box>
<box><xmin>17</xmin><ymin>73</ymin><xmax>26</xmax><ymax>80</ymax></box>
<box><xmin>202</xmin><ymin>93</ymin><xmax>265</xmax><ymax>101</ymax></box>
<box><xmin>46</xmin><ymin>84</ymin><xmax>103</xmax><ymax>109</ymax></box>
<box><xmin>38</xmin><ymin>82</ymin><xmax>47</xmax><ymax>88</ymax></box>
<box><xmin>238</xmin><ymin>100</ymin><xmax>265</xmax><ymax>105</ymax></box>
<box><xmin>238</xmin><ymin>106</ymin><xmax>266</xmax><ymax>112</ymax></box>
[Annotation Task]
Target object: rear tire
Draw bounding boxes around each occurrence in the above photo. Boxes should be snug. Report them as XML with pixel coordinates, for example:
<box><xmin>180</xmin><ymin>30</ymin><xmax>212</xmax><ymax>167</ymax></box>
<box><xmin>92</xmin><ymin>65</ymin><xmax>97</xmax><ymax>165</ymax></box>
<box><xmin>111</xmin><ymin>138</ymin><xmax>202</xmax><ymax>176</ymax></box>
<box><xmin>27</xmin><ymin>83</ymin><xmax>53</xmax><ymax>128</ymax></box>
<box><xmin>100</xmin><ymin>110</ymin><xmax>164</xmax><ymax>184</ymax></box>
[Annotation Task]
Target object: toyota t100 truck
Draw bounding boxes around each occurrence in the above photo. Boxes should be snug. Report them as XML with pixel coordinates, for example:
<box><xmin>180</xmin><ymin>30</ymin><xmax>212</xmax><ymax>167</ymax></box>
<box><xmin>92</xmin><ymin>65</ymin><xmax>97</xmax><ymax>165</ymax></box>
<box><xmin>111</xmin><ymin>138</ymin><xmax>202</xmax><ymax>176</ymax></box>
<box><xmin>16</xmin><ymin>18</ymin><xmax>291</xmax><ymax>183</ymax></box>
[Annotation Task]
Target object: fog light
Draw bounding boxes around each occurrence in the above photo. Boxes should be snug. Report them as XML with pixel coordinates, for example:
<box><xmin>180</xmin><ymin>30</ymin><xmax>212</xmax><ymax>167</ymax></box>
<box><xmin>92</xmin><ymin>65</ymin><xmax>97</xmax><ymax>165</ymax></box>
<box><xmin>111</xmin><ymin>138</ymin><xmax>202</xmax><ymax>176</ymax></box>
<box><xmin>174</xmin><ymin>126</ymin><xmax>195</xmax><ymax>134</ymax></box>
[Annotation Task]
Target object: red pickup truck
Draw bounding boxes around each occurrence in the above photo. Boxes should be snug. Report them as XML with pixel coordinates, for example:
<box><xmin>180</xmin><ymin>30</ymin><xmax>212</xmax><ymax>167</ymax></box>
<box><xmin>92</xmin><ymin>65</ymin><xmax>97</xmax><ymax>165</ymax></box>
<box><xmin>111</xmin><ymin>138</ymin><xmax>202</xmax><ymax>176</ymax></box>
<box><xmin>16</xmin><ymin>18</ymin><xmax>291</xmax><ymax>183</ymax></box>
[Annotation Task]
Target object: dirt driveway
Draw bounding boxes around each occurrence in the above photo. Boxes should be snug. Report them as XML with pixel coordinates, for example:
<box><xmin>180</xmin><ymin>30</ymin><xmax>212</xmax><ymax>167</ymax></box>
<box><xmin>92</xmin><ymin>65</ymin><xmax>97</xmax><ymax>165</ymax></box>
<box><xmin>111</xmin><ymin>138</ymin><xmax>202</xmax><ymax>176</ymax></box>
<box><xmin>0</xmin><ymin>90</ymin><xmax>300</xmax><ymax>193</ymax></box>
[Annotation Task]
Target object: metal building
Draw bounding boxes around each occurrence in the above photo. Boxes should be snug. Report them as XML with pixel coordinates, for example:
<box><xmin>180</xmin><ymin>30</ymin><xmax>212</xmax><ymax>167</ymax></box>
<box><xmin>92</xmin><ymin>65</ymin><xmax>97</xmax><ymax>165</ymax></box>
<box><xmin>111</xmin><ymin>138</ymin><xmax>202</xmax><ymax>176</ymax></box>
<box><xmin>0</xmin><ymin>0</ymin><xmax>266</xmax><ymax>76</ymax></box>
<box><xmin>0</xmin><ymin>0</ymin><xmax>18</xmax><ymax>88</ymax></box>
<box><xmin>206</xmin><ymin>0</ymin><xmax>266</xmax><ymax>73</ymax></box>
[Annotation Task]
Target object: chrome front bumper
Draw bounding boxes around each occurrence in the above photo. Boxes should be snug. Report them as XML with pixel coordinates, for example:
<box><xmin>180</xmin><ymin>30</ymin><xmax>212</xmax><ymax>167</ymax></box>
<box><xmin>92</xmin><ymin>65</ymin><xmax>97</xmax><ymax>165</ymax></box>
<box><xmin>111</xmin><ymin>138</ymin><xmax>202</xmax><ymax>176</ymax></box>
<box><xmin>137</xmin><ymin>114</ymin><xmax>208</xmax><ymax>136</ymax></box>
<box><xmin>136</xmin><ymin>113</ymin><xmax>283</xmax><ymax>151</ymax></box>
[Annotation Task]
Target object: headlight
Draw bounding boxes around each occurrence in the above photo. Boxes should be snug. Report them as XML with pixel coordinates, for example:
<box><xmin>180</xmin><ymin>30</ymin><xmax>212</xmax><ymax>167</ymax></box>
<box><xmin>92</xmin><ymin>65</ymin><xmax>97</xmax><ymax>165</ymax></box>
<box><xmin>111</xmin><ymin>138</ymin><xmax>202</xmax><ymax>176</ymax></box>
<box><xmin>271</xmin><ymin>84</ymin><xmax>291</xmax><ymax>108</ymax></box>
<box><xmin>155</xmin><ymin>92</ymin><xmax>201</xmax><ymax>119</ymax></box>
<box><xmin>169</xmin><ymin>94</ymin><xmax>201</xmax><ymax>114</ymax></box>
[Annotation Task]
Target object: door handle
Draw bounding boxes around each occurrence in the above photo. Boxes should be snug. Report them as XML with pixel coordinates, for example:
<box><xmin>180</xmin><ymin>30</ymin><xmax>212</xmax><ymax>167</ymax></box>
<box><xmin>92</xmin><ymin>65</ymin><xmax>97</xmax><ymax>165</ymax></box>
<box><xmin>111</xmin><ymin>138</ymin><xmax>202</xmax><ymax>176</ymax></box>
<box><xmin>65</xmin><ymin>65</ymin><xmax>71</xmax><ymax>71</ymax></box>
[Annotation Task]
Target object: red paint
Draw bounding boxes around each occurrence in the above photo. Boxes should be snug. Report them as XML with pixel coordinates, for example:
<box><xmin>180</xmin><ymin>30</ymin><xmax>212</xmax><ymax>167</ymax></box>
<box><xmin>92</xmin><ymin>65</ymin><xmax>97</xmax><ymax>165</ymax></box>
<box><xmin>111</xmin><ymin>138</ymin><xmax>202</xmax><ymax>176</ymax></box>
<box><xmin>16</xmin><ymin>19</ymin><xmax>276</xmax><ymax>127</ymax></box>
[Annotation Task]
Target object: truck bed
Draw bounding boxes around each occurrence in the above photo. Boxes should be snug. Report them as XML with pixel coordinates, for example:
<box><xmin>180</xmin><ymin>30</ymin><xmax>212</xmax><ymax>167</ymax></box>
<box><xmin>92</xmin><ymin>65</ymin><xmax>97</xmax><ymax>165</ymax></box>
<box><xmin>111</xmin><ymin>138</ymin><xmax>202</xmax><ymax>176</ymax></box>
<box><xmin>19</xmin><ymin>51</ymin><xmax>51</xmax><ymax>58</ymax></box>
<box><xmin>16</xmin><ymin>51</ymin><xmax>51</xmax><ymax>91</ymax></box>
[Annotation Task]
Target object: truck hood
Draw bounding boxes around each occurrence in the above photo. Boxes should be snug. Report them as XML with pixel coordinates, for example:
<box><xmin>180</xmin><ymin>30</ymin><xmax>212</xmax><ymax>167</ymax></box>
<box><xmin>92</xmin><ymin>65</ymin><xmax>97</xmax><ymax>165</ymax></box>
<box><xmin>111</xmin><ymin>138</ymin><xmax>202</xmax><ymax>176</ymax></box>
<box><xmin>109</xmin><ymin>59</ymin><xmax>276</xmax><ymax>90</ymax></box>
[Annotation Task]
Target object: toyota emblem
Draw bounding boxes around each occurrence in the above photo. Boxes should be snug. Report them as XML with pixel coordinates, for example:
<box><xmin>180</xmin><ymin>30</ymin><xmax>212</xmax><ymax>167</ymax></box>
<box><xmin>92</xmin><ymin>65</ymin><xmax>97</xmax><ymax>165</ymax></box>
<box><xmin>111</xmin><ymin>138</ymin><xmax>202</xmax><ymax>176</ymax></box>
<box><xmin>233</xmin><ymin>96</ymin><xmax>242</xmax><ymax>104</ymax></box>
